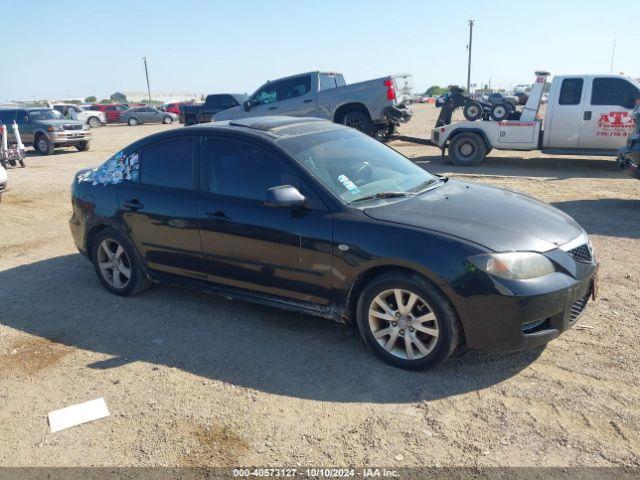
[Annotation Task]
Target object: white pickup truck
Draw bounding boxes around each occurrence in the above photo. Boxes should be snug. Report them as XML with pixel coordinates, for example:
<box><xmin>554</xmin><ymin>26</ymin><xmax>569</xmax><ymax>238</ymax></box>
<box><xmin>432</xmin><ymin>72</ymin><xmax>640</xmax><ymax>166</ymax></box>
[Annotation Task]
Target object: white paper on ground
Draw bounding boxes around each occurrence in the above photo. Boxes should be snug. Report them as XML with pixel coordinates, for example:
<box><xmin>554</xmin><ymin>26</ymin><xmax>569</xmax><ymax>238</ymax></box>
<box><xmin>48</xmin><ymin>398</ymin><xmax>110</xmax><ymax>433</ymax></box>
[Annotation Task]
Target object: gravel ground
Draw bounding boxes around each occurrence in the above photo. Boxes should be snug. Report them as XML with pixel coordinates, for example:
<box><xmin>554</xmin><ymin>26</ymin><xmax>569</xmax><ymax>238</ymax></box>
<box><xmin>0</xmin><ymin>105</ymin><xmax>638</xmax><ymax>468</ymax></box>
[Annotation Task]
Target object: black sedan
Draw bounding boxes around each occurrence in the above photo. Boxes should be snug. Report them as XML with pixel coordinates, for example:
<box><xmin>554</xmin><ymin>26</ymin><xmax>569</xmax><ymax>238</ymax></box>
<box><xmin>69</xmin><ymin>117</ymin><xmax>597</xmax><ymax>369</ymax></box>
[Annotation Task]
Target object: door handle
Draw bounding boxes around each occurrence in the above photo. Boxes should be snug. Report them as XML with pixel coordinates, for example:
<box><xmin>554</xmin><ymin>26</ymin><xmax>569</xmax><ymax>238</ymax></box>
<box><xmin>205</xmin><ymin>211</ymin><xmax>231</xmax><ymax>222</ymax></box>
<box><xmin>122</xmin><ymin>199</ymin><xmax>144</xmax><ymax>211</ymax></box>
<box><xmin>583</xmin><ymin>111</ymin><xmax>592</xmax><ymax>121</ymax></box>
<box><xmin>303</xmin><ymin>99</ymin><xmax>313</xmax><ymax>104</ymax></box>
<box><xmin>268</xmin><ymin>106</ymin><xmax>277</xmax><ymax>111</ymax></box>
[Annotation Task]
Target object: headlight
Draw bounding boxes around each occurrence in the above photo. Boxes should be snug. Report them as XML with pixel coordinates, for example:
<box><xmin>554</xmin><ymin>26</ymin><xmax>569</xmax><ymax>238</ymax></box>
<box><xmin>469</xmin><ymin>252</ymin><xmax>555</xmax><ymax>280</ymax></box>
<box><xmin>47</xmin><ymin>125</ymin><xmax>64</xmax><ymax>132</ymax></box>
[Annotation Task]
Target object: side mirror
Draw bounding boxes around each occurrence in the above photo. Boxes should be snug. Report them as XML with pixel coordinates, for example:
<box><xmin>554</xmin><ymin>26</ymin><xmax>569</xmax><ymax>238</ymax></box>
<box><xmin>265</xmin><ymin>185</ymin><xmax>306</xmax><ymax>208</ymax></box>
<box><xmin>243</xmin><ymin>100</ymin><xmax>252</xmax><ymax>112</ymax></box>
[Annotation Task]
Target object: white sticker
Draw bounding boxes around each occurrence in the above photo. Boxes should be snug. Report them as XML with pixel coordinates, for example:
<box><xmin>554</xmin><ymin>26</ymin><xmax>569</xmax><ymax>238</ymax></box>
<box><xmin>337</xmin><ymin>174</ymin><xmax>360</xmax><ymax>195</ymax></box>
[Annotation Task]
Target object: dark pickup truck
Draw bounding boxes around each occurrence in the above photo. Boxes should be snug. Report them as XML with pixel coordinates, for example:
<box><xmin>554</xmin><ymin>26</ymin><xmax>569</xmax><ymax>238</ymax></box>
<box><xmin>181</xmin><ymin>94</ymin><xmax>248</xmax><ymax>125</ymax></box>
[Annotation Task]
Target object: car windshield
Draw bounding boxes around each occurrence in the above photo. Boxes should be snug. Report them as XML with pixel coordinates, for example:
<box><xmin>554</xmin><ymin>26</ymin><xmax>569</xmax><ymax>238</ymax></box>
<box><xmin>28</xmin><ymin>109</ymin><xmax>65</xmax><ymax>120</ymax></box>
<box><xmin>278</xmin><ymin>127</ymin><xmax>439</xmax><ymax>204</ymax></box>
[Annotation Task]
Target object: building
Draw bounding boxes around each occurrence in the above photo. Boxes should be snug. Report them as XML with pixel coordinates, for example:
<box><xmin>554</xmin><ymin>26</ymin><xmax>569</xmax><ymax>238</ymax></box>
<box><xmin>110</xmin><ymin>92</ymin><xmax>127</xmax><ymax>103</ymax></box>
<box><xmin>118</xmin><ymin>91</ymin><xmax>202</xmax><ymax>104</ymax></box>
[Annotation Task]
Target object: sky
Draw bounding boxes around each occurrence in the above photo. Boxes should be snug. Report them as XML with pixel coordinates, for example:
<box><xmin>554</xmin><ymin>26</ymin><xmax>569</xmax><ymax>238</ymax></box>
<box><xmin>1</xmin><ymin>0</ymin><xmax>638</xmax><ymax>102</ymax></box>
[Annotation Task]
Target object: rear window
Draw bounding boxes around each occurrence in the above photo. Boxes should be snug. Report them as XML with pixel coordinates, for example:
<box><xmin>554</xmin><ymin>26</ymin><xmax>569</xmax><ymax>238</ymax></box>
<box><xmin>140</xmin><ymin>137</ymin><xmax>195</xmax><ymax>190</ymax></box>
<box><xmin>206</xmin><ymin>95</ymin><xmax>238</xmax><ymax>109</ymax></box>
<box><xmin>279</xmin><ymin>76</ymin><xmax>311</xmax><ymax>100</ymax></box>
<box><xmin>558</xmin><ymin>78</ymin><xmax>583</xmax><ymax>105</ymax></box>
<box><xmin>591</xmin><ymin>78</ymin><xmax>640</xmax><ymax>108</ymax></box>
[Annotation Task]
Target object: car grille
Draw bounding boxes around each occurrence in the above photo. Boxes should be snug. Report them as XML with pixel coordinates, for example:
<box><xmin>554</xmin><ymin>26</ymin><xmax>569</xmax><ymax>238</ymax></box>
<box><xmin>63</xmin><ymin>124</ymin><xmax>83</xmax><ymax>130</ymax></box>
<box><xmin>567</xmin><ymin>244</ymin><xmax>592</xmax><ymax>263</ymax></box>
<box><xmin>569</xmin><ymin>294</ymin><xmax>589</xmax><ymax>323</ymax></box>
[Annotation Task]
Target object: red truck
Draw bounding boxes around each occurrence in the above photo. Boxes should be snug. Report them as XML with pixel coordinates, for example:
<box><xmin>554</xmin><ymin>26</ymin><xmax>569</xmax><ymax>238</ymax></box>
<box><xmin>88</xmin><ymin>104</ymin><xmax>129</xmax><ymax>123</ymax></box>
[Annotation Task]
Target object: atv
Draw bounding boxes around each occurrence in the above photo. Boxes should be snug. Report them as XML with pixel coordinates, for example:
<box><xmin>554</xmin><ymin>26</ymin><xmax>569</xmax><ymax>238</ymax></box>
<box><xmin>617</xmin><ymin>103</ymin><xmax>640</xmax><ymax>180</ymax></box>
<box><xmin>435</xmin><ymin>86</ymin><xmax>518</xmax><ymax>128</ymax></box>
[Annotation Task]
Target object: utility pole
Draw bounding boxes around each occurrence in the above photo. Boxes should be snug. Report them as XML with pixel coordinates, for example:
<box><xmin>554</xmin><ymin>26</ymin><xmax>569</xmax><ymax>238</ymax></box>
<box><xmin>143</xmin><ymin>57</ymin><xmax>151</xmax><ymax>102</ymax></box>
<box><xmin>609</xmin><ymin>39</ymin><xmax>616</xmax><ymax>74</ymax></box>
<box><xmin>466</xmin><ymin>19</ymin><xmax>474</xmax><ymax>93</ymax></box>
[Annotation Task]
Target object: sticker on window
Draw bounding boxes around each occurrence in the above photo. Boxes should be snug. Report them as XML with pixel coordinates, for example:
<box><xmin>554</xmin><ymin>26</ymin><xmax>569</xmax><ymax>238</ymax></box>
<box><xmin>78</xmin><ymin>151</ymin><xmax>140</xmax><ymax>185</ymax></box>
<box><xmin>337</xmin><ymin>174</ymin><xmax>360</xmax><ymax>195</ymax></box>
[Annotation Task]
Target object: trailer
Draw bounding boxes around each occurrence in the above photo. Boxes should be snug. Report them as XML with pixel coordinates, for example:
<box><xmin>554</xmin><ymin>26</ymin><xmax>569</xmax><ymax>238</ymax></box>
<box><xmin>431</xmin><ymin>72</ymin><xmax>640</xmax><ymax>166</ymax></box>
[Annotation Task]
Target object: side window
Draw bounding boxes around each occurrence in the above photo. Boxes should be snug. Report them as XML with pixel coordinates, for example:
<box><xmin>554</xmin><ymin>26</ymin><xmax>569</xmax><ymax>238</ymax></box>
<box><xmin>16</xmin><ymin>111</ymin><xmax>28</xmax><ymax>124</ymax></box>
<box><xmin>591</xmin><ymin>78</ymin><xmax>639</xmax><ymax>108</ymax></box>
<box><xmin>203</xmin><ymin>137</ymin><xmax>317</xmax><ymax>205</ymax></box>
<box><xmin>279</xmin><ymin>76</ymin><xmax>311</xmax><ymax>100</ymax></box>
<box><xmin>319</xmin><ymin>75</ymin><xmax>336</xmax><ymax>91</ymax></box>
<box><xmin>140</xmin><ymin>137</ymin><xmax>195</xmax><ymax>190</ymax></box>
<box><xmin>106</xmin><ymin>106</ymin><xmax>116</xmax><ymax>111</ymax></box>
<box><xmin>558</xmin><ymin>78</ymin><xmax>583</xmax><ymax>105</ymax></box>
<box><xmin>252</xmin><ymin>83</ymin><xmax>279</xmax><ymax>106</ymax></box>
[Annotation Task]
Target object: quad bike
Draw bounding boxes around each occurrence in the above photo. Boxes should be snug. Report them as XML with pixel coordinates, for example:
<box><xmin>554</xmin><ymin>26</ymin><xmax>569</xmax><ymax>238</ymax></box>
<box><xmin>435</xmin><ymin>86</ymin><xmax>518</xmax><ymax>127</ymax></box>
<box><xmin>0</xmin><ymin>122</ymin><xmax>26</xmax><ymax>168</ymax></box>
<box><xmin>617</xmin><ymin>103</ymin><xmax>640</xmax><ymax>180</ymax></box>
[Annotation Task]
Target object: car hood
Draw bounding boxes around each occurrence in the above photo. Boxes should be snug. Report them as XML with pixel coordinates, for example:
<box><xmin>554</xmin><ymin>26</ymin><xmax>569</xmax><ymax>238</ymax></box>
<box><xmin>44</xmin><ymin>119</ymin><xmax>84</xmax><ymax>126</ymax></box>
<box><xmin>363</xmin><ymin>179</ymin><xmax>582</xmax><ymax>252</ymax></box>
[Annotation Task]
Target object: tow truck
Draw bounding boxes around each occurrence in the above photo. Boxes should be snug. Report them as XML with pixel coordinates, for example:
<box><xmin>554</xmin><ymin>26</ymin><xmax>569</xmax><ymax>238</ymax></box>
<box><xmin>430</xmin><ymin>71</ymin><xmax>640</xmax><ymax>166</ymax></box>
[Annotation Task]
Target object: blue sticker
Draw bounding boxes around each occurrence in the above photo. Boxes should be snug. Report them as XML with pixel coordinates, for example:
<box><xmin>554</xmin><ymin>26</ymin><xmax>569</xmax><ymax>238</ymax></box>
<box><xmin>337</xmin><ymin>174</ymin><xmax>361</xmax><ymax>195</ymax></box>
<box><xmin>79</xmin><ymin>151</ymin><xmax>140</xmax><ymax>186</ymax></box>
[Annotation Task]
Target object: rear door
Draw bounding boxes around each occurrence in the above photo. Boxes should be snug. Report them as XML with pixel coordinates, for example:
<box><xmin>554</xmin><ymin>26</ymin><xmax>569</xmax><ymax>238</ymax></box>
<box><xmin>578</xmin><ymin>77</ymin><xmax>639</xmax><ymax>150</ymax></box>
<box><xmin>546</xmin><ymin>77</ymin><xmax>585</xmax><ymax>148</ymax></box>
<box><xmin>118</xmin><ymin>135</ymin><xmax>204</xmax><ymax>280</ymax></box>
<box><xmin>274</xmin><ymin>74</ymin><xmax>317</xmax><ymax>117</ymax></box>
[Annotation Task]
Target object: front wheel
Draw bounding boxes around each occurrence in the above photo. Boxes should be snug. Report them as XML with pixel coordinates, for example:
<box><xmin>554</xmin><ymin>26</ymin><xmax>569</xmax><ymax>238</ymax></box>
<box><xmin>76</xmin><ymin>141</ymin><xmax>90</xmax><ymax>152</ymax></box>
<box><xmin>19</xmin><ymin>157</ymin><xmax>26</xmax><ymax>167</ymax></box>
<box><xmin>356</xmin><ymin>272</ymin><xmax>461</xmax><ymax>370</ymax></box>
<box><xmin>163</xmin><ymin>116</ymin><xmax>173</xmax><ymax>124</ymax></box>
<box><xmin>92</xmin><ymin>228</ymin><xmax>150</xmax><ymax>297</ymax></box>
<box><xmin>342</xmin><ymin>110</ymin><xmax>373</xmax><ymax>136</ymax></box>
<box><xmin>462</xmin><ymin>101</ymin><xmax>483</xmax><ymax>121</ymax></box>
<box><xmin>88</xmin><ymin>116</ymin><xmax>101</xmax><ymax>128</ymax></box>
<box><xmin>35</xmin><ymin>134</ymin><xmax>55</xmax><ymax>155</ymax></box>
<box><xmin>490</xmin><ymin>103</ymin><xmax>509</xmax><ymax>121</ymax></box>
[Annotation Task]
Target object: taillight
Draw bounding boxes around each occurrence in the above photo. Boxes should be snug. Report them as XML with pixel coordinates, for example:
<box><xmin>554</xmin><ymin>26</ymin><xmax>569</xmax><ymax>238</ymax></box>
<box><xmin>384</xmin><ymin>79</ymin><xmax>396</xmax><ymax>101</ymax></box>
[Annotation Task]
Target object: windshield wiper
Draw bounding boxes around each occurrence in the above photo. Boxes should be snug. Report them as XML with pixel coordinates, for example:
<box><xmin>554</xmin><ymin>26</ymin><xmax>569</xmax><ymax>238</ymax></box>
<box><xmin>349</xmin><ymin>192</ymin><xmax>412</xmax><ymax>204</ymax></box>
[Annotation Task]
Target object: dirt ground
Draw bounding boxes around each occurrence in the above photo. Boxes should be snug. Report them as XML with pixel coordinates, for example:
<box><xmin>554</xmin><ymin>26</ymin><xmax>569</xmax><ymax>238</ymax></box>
<box><xmin>0</xmin><ymin>104</ymin><xmax>638</xmax><ymax>468</ymax></box>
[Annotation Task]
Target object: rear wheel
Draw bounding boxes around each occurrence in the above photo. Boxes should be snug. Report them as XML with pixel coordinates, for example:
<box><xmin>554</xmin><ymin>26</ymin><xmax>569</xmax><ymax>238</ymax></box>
<box><xmin>448</xmin><ymin>133</ymin><xmax>487</xmax><ymax>166</ymax></box>
<box><xmin>88</xmin><ymin>116</ymin><xmax>101</xmax><ymax>128</ymax></box>
<box><xmin>92</xmin><ymin>228</ymin><xmax>150</xmax><ymax>297</ymax></box>
<box><xmin>128</xmin><ymin>117</ymin><xmax>139</xmax><ymax>126</ymax></box>
<box><xmin>462</xmin><ymin>101</ymin><xmax>483</xmax><ymax>121</ymax></box>
<box><xmin>356</xmin><ymin>272</ymin><xmax>461</xmax><ymax>370</ymax></box>
<box><xmin>35</xmin><ymin>134</ymin><xmax>54</xmax><ymax>155</ymax></box>
<box><xmin>185</xmin><ymin>116</ymin><xmax>197</xmax><ymax>126</ymax></box>
<box><xmin>163</xmin><ymin>116</ymin><xmax>173</xmax><ymax>124</ymax></box>
<box><xmin>490</xmin><ymin>103</ymin><xmax>509</xmax><ymax>121</ymax></box>
<box><xmin>342</xmin><ymin>110</ymin><xmax>373</xmax><ymax>135</ymax></box>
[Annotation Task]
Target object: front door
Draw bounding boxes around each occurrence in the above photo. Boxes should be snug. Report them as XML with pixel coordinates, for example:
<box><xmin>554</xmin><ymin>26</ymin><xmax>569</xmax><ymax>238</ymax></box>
<box><xmin>118</xmin><ymin>135</ymin><xmax>204</xmax><ymax>280</ymax></box>
<box><xmin>197</xmin><ymin>135</ymin><xmax>333</xmax><ymax>305</ymax></box>
<box><xmin>578</xmin><ymin>76</ymin><xmax>640</xmax><ymax>150</ymax></box>
<box><xmin>275</xmin><ymin>75</ymin><xmax>318</xmax><ymax>117</ymax></box>
<box><xmin>547</xmin><ymin>77</ymin><xmax>584</xmax><ymax>148</ymax></box>
<box><xmin>246</xmin><ymin>81</ymin><xmax>282</xmax><ymax>118</ymax></box>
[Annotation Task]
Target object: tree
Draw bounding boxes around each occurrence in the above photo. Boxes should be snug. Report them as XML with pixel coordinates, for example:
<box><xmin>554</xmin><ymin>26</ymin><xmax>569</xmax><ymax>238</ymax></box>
<box><xmin>85</xmin><ymin>95</ymin><xmax>97</xmax><ymax>103</ymax></box>
<box><xmin>425</xmin><ymin>85</ymin><xmax>447</xmax><ymax>97</ymax></box>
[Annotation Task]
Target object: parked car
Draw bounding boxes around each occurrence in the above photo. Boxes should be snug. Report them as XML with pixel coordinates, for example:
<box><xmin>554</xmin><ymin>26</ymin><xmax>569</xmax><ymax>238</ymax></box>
<box><xmin>120</xmin><ymin>107</ymin><xmax>178</xmax><ymax>126</ymax></box>
<box><xmin>52</xmin><ymin>104</ymin><xmax>106</xmax><ymax>128</ymax></box>
<box><xmin>485</xmin><ymin>93</ymin><xmax>518</xmax><ymax>107</ymax></box>
<box><xmin>0</xmin><ymin>107</ymin><xmax>90</xmax><ymax>155</ymax></box>
<box><xmin>0</xmin><ymin>162</ymin><xmax>6</xmax><ymax>201</ymax></box>
<box><xmin>70</xmin><ymin>116</ymin><xmax>597</xmax><ymax>370</ymax></box>
<box><xmin>213</xmin><ymin>71</ymin><xmax>412</xmax><ymax>139</ymax></box>
<box><xmin>181</xmin><ymin>94</ymin><xmax>248</xmax><ymax>125</ymax></box>
<box><xmin>163</xmin><ymin>102</ymin><xmax>194</xmax><ymax>118</ymax></box>
<box><xmin>89</xmin><ymin>104</ymin><xmax>129</xmax><ymax>123</ymax></box>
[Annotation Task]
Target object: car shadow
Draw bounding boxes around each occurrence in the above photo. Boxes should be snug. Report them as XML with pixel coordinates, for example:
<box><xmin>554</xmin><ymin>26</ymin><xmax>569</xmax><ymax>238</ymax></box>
<box><xmin>0</xmin><ymin>254</ymin><xmax>543</xmax><ymax>404</ymax></box>
<box><xmin>402</xmin><ymin>149</ymin><xmax>624</xmax><ymax>180</ymax></box>
<box><xmin>552</xmin><ymin>198</ymin><xmax>640</xmax><ymax>239</ymax></box>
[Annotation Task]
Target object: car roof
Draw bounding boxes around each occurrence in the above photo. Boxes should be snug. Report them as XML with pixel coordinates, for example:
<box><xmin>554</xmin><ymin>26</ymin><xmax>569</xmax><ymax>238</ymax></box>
<box><xmin>126</xmin><ymin>116</ymin><xmax>344</xmax><ymax>151</ymax></box>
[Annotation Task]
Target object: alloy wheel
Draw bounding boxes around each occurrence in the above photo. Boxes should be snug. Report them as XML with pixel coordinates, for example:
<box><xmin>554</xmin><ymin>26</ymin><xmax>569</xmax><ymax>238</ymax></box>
<box><xmin>368</xmin><ymin>288</ymin><xmax>439</xmax><ymax>360</ymax></box>
<box><xmin>97</xmin><ymin>238</ymin><xmax>131</xmax><ymax>289</ymax></box>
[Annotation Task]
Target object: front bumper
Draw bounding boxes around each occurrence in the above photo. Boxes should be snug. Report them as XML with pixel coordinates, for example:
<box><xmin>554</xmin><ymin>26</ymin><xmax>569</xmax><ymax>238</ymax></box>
<box><xmin>50</xmin><ymin>130</ymin><xmax>91</xmax><ymax>145</ymax></box>
<box><xmin>449</xmin><ymin>261</ymin><xmax>597</xmax><ymax>353</ymax></box>
<box><xmin>384</xmin><ymin>106</ymin><xmax>413</xmax><ymax>124</ymax></box>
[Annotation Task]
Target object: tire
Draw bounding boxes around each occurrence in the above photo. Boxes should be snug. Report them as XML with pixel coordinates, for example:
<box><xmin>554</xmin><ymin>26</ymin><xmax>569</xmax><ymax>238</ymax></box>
<box><xmin>490</xmin><ymin>103</ymin><xmax>509</xmax><ymax>121</ymax></box>
<box><xmin>34</xmin><ymin>134</ymin><xmax>54</xmax><ymax>155</ymax></box>
<box><xmin>19</xmin><ymin>157</ymin><xmax>25</xmax><ymax>168</ymax></box>
<box><xmin>462</xmin><ymin>101</ymin><xmax>483</xmax><ymax>121</ymax></box>
<box><xmin>92</xmin><ymin>228</ymin><xmax>150</xmax><ymax>297</ymax></box>
<box><xmin>185</xmin><ymin>116</ymin><xmax>197</xmax><ymax>126</ymax></box>
<box><xmin>163</xmin><ymin>116</ymin><xmax>173</xmax><ymax>124</ymax></box>
<box><xmin>356</xmin><ymin>272</ymin><xmax>461</xmax><ymax>370</ymax></box>
<box><xmin>128</xmin><ymin>117</ymin><xmax>139</xmax><ymax>126</ymax></box>
<box><xmin>76</xmin><ymin>141</ymin><xmax>90</xmax><ymax>152</ymax></box>
<box><xmin>448</xmin><ymin>133</ymin><xmax>487</xmax><ymax>166</ymax></box>
<box><xmin>342</xmin><ymin>110</ymin><xmax>373</xmax><ymax>136</ymax></box>
<box><xmin>88</xmin><ymin>116</ymin><xmax>101</xmax><ymax>128</ymax></box>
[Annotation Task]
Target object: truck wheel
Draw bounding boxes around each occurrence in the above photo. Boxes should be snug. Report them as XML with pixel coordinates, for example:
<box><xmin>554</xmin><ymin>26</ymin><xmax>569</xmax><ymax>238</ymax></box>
<box><xmin>448</xmin><ymin>133</ymin><xmax>486</xmax><ymax>166</ymax></box>
<box><xmin>76</xmin><ymin>141</ymin><xmax>90</xmax><ymax>152</ymax></box>
<box><xmin>128</xmin><ymin>117</ymin><xmax>139</xmax><ymax>126</ymax></box>
<box><xmin>462</xmin><ymin>101</ymin><xmax>483</xmax><ymax>121</ymax></box>
<box><xmin>88</xmin><ymin>116</ymin><xmax>101</xmax><ymax>128</ymax></box>
<box><xmin>185</xmin><ymin>116</ymin><xmax>197</xmax><ymax>126</ymax></box>
<box><xmin>35</xmin><ymin>134</ymin><xmax>55</xmax><ymax>155</ymax></box>
<box><xmin>490</xmin><ymin>103</ymin><xmax>509</xmax><ymax>121</ymax></box>
<box><xmin>342</xmin><ymin>111</ymin><xmax>373</xmax><ymax>135</ymax></box>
